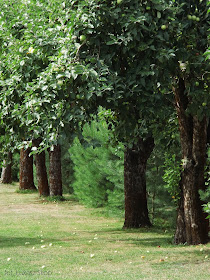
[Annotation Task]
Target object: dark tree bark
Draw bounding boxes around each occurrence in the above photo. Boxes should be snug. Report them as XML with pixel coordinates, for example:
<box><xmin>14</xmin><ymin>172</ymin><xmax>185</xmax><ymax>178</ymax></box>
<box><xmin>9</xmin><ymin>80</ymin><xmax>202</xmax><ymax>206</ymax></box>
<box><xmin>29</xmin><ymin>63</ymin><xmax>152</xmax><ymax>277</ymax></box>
<box><xmin>48</xmin><ymin>144</ymin><xmax>62</xmax><ymax>196</ymax></box>
<box><xmin>33</xmin><ymin>139</ymin><xmax>49</xmax><ymax>196</ymax></box>
<box><xmin>173</xmin><ymin>78</ymin><xmax>209</xmax><ymax>245</ymax></box>
<box><xmin>1</xmin><ymin>151</ymin><xmax>13</xmax><ymax>184</ymax></box>
<box><xmin>207</xmin><ymin>120</ymin><xmax>210</xmax><ymax>145</ymax></box>
<box><xmin>206</xmin><ymin>120</ymin><xmax>210</xmax><ymax>187</ymax></box>
<box><xmin>174</xmin><ymin>189</ymin><xmax>186</xmax><ymax>244</ymax></box>
<box><xmin>19</xmin><ymin>147</ymin><xmax>36</xmax><ymax>190</ymax></box>
<box><xmin>123</xmin><ymin>137</ymin><xmax>154</xmax><ymax>228</ymax></box>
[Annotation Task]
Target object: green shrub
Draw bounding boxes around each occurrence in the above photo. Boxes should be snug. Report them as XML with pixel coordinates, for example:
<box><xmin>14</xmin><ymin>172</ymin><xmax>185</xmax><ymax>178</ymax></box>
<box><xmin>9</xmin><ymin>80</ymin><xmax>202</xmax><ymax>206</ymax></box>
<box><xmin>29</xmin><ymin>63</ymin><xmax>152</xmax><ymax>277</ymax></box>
<box><xmin>200</xmin><ymin>147</ymin><xmax>210</xmax><ymax>218</ymax></box>
<box><xmin>61</xmin><ymin>141</ymin><xmax>75</xmax><ymax>194</ymax></box>
<box><xmin>162</xmin><ymin>153</ymin><xmax>181</xmax><ymax>204</ymax></box>
<box><xmin>69</xmin><ymin>119</ymin><xmax>124</xmax><ymax>210</ymax></box>
<box><xmin>146</xmin><ymin>148</ymin><xmax>177</xmax><ymax>226</ymax></box>
<box><xmin>203</xmin><ymin>202</ymin><xmax>210</xmax><ymax>219</ymax></box>
<box><xmin>12</xmin><ymin>151</ymin><xmax>20</xmax><ymax>182</ymax></box>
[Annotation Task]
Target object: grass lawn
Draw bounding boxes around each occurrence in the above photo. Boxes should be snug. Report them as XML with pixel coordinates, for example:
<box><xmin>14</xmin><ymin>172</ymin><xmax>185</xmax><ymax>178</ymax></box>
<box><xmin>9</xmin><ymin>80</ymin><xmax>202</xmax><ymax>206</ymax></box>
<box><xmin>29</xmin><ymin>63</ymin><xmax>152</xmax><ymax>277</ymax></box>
<box><xmin>0</xmin><ymin>183</ymin><xmax>209</xmax><ymax>280</ymax></box>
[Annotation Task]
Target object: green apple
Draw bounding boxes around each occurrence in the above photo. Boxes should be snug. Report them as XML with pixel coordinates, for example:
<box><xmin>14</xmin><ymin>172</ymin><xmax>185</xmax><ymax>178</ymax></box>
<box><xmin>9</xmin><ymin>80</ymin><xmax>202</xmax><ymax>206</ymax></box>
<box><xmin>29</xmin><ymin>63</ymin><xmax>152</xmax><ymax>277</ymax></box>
<box><xmin>196</xmin><ymin>17</ymin><xmax>200</xmax><ymax>22</ymax></box>
<box><xmin>157</xmin><ymin>11</ymin><xmax>161</xmax><ymax>19</ymax></box>
<box><xmin>57</xmin><ymin>80</ymin><xmax>63</xmax><ymax>86</ymax></box>
<box><xmin>202</xmin><ymin>102</ymin><xmax>207</xmax><ymax>106</ymax></box>
<box><xmin>187</xmin><ymin>15</ymin><xmax>192</xmax><ymax>20</ymax></box>
<box><xmin>80</xmin><ymin>35</ymin><xmax>86</xmax><ymax>42</ymax></box>
<box><xmin>192</xmin><ymin>15</ymin><xmax>197</xmax><ymax>21</ymax></box>
<box><xmin>117</xmin><ymin>0</ymin><xmax>123</xmax><ymax>4</ymax></box>
<box><xmin>161</xmin><ymin>25</ymin><xmax>167</xmax><ymax>30</ymax></box>
<box><xmin>195</xmin><ymin>81</ymin><xmax>199</xmax><ymax>87</ymax></box>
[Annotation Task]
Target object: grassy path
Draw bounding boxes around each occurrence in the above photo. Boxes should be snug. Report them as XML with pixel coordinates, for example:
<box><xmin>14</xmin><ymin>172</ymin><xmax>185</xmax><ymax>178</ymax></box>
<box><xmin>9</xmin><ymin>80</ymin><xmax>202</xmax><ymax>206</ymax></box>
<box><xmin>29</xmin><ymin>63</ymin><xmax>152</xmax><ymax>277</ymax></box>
<box><xmin>0</xmin><ymin>183</ymin><xmax>209</xmax><ymax>280</ymax></box>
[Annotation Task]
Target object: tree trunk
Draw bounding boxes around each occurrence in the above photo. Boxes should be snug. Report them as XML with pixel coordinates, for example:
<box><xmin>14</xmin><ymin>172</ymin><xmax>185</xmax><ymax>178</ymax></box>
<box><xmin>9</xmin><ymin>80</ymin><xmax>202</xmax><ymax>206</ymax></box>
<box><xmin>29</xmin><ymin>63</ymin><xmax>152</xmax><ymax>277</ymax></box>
<box><xmin>48</xmin><ymin>144</ymin><xmax>62</xmax><ymax>196</ymax></box>
<box><xmin>33</xmin><ymin>139</ymin><xmax>49</xmax><ymax>196</ymax></box>
<box><xmin>206</xmin><ymin>120</ymin><xmax>210</xmax><ymax>187</ymax></box>
<box><xmin>173</xmin><ymin>78</ymin><xmax>209</xmax><ymax>245</ymax></box>
<box><xmin>174</xmin><ymin>189</ymin><xmax>186</xmax><ymax>244</ymax></box>
<box><xmin>123</xmin><ymin>137</ymin><xmax>154</xmax><ymax>228</ymax></box>
<box><xmin>19</xmin><ymin>147</ymin><xmax>36</xmax><ymax>190</ymax></box>
<box><xmin>1</xmin><ymin>151</ymin><xmax>13</xmax><ymax>184</ymax></box>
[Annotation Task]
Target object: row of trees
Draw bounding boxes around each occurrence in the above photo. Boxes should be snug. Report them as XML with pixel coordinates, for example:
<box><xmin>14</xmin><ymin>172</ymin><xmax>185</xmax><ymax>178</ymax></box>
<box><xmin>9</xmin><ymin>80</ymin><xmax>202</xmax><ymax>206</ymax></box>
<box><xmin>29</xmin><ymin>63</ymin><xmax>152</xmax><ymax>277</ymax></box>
<box><xmin>0</xmin><ymin>0</ymin><xmax>209</xmax><ymax>245</ymax></box>
<box><xmin>0</xmin><ymin>144</ymin><xmax>62</xmax><ymax>196</ymax></box>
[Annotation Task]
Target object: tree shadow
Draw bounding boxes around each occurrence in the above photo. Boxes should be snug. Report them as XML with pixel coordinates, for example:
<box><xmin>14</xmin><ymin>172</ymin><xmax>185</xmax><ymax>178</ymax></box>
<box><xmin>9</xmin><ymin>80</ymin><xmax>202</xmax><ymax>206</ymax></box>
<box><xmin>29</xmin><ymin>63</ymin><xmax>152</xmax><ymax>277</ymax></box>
<box><xmin>117</xmin><ymin>236</ymin><xmax>174</xmax><ymax>247</ymax></box>
<box><xmin>91</xmin><ymin>227</ymin><xmax>175</xmax><ymax>247</ymax></box>
<box><xmin>0</xmin><ymin>236</ymin><xmax>58</xmax><ymax>248</ymax></box>
<box><xmin>93</xmin><ymin>225</ymin><xmax>174</xmax><ymax>235</ymax></box>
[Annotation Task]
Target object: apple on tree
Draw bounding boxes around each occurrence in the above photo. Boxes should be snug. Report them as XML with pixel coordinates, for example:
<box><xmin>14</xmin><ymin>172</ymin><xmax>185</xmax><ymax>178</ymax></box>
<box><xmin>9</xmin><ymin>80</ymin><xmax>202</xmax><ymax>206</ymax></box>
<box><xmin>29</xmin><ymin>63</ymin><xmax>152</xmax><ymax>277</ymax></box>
<box><xmin>80</xmin><ymin>35</ymin><xmax>86</xmax><ymax>42</ymax></box>
<box><xmin>161</xmin><ymin>25</ymin><xmax>167</xmax><ymax>30</ymax></box>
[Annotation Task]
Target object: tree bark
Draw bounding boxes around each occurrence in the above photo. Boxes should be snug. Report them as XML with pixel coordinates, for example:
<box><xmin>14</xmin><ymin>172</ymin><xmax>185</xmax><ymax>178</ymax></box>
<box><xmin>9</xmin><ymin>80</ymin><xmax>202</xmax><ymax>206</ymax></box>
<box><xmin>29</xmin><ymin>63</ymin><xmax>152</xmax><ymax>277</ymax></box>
<box><xmin>173</xmin><ymin>78</ymin><xmax>209</xmax><ymax>245</ymax></box>
<box><xmin>48</xmin><ymin>144</ymin><xmax>62</xmax><ymax>196</ymax></box>
<box><xmin>206</xmin><ymin>120</ymin><xmax>210</xmax><ymax>187</ymax></box>
<box><xmin>1</xmin><ymin>151</ymin><xmax>13</xmax><ymax>184</ymax></box>
<box><xmin>174</xmin><ymin>189</ymin><xmax>186</xmax><ymax>244</ymax></box>
<box><xmin>33</xmin><ymin>139</ymin><xmax>49</xmax><ymax>196</ymax></box>
<box><xmin>19</xmin><ymin>147</ymin><xmax>36</xmax><ymax>190</ymax></box>
<box><xmin>123</xmin><ymin>137</ymin><xmax>154</xmax><ymax>228</ymax></box>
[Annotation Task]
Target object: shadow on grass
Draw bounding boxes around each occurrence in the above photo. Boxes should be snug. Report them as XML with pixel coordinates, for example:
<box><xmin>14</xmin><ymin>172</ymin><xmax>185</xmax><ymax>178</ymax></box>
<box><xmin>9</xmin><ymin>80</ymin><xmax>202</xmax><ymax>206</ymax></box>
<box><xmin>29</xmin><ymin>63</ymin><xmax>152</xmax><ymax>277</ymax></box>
<box><xmin>93</xmin><ymin>225</ymin><xmax>174</xmax><ymax>235</ymax></box>
<box><xmin>91</xmin><ymin>227</ymin><xmax>175</xmax><ymax>247</ymax></box>
<box><xmin>0</xmin><ymin>237</ymin><xmax>59</xmax><ymax>248</ymax></box>
<box><xmin>117</xmin><ymin>236</ymin><xmax>174</xmax><ymax>247</ymax></box>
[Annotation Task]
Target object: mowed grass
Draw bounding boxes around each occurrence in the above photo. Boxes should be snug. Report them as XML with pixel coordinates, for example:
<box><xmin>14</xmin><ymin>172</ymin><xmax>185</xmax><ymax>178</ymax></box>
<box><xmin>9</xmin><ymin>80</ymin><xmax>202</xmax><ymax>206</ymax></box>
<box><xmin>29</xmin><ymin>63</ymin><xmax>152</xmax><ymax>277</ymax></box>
<box><xmin>0</xmin><ymin>184</ymin><xmax>209</xmax><ymax>280</ymax></box>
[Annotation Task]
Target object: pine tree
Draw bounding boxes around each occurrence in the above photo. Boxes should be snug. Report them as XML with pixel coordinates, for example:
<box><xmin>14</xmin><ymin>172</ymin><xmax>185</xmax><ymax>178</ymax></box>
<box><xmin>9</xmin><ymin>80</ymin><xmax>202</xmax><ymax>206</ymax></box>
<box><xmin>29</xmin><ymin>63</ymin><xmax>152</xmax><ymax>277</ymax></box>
<box><xmin>69</xmin><ymin>119</ymin><xmax>124</xmax><ymax>209</ymax></box>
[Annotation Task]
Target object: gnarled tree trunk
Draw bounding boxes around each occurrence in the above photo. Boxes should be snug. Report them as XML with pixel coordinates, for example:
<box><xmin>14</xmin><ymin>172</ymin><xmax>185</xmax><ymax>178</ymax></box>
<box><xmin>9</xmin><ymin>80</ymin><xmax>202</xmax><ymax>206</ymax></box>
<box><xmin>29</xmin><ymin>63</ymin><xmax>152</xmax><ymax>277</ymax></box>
<box><xmin>33</xmin><ymin>139</ymin><xmax>49</xmax><ymax>196</ymax></box>
<box><xmin>123</xmin><ymin>137</ymin><xmax>154</xmax><ymax>228</ymax></box>
<box><xmin>1</xmin><ymin>151</ymin><xmax>13</xmax><ymax>184</ymax></box>
<box><xmin>19</xmin><ymin>147</ymin><xmax>36</xmax><ymax>190</ymax></box>
<box><xmin>173</xmin><ymin>78</ymin><xmax>209</xmax><ymax>245</ymax></box>
<box><xmin>48</xmin><ymin>144</ymin><xmax>62</xmax><ymax>196</ymax></box>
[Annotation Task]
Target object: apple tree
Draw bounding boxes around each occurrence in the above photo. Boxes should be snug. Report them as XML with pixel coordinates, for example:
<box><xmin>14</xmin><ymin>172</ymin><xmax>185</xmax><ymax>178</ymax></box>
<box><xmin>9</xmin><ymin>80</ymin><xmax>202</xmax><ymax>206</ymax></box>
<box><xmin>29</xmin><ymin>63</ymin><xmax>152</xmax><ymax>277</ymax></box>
<box><xmin>0</xmin><ymin>0</ymin><xmax>70</xmax><ymax>193</ymax></box>
<box><xmin>65</xmin><ymin>0</ymin><xmax>210</xmax><ymax>243</ymax></box>
<box><xmin>59</xmin><ymin>0</ymin><xmax>177</xmax><ymax>228</ymax></box>
<box><xmin>158</xmin><ymin>0</ymin><xmax>210</xmax><ymax>244</ymax></box>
